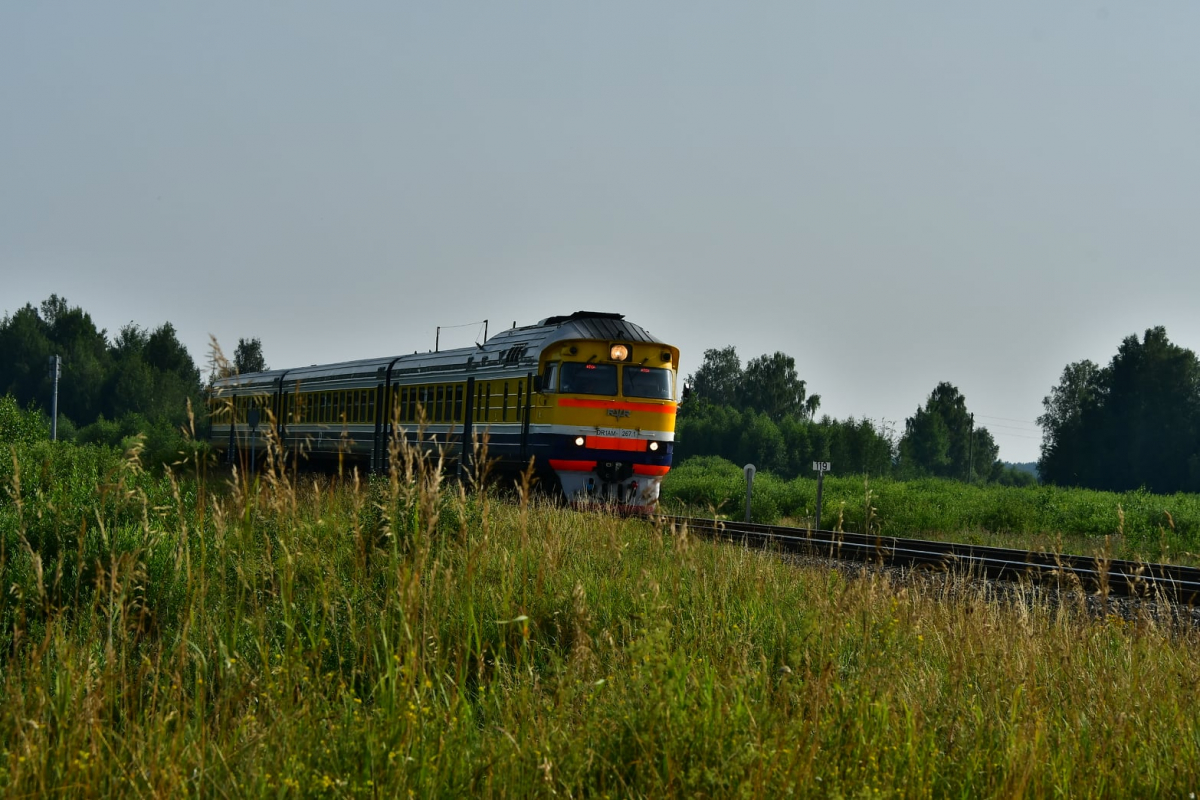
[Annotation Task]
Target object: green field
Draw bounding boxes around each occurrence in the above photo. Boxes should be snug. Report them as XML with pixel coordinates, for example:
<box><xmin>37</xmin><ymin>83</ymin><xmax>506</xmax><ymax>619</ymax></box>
<box><xmin>662</xmin><ymin>456</ymin><xmax>1200</xmax><ymax>563</ymax></box>
<box><xmin>4</xmin><ymin>442</ymin><xmax>1200</xmax><ymax>796</ymax></box>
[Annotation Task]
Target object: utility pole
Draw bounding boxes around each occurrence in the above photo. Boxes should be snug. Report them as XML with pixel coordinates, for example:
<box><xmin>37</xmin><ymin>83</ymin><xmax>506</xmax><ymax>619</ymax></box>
<box><xmin>48</xmin><ymin>355</ymin><xmax>61</xmax><ymax>441</ymax></box>
<box><xmin>968</xmin><ymin>413</ymin><xmax>974</xmax><ymax>483</ymax></box>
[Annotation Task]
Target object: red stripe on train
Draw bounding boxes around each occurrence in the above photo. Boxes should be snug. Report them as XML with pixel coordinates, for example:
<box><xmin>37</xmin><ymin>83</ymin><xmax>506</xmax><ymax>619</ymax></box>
<box><xmin>549</xmin><ymin>459</ymin><xmax>598</xmax><ymax>472</ymax></box>
<box><xmin>585</xmin><ymin>436</ymin><xmax>647</xmax><ymax>452</ymax></box>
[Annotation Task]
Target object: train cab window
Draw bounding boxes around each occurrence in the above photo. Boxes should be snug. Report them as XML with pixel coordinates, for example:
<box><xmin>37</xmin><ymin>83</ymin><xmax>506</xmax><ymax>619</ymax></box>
<box><xmin>542</xmin><ymin>362</ymin><xmax>559</xmax><ymax>393</ymax></box>
<box><xmin>560</xmin><ymin>362</ymin><xmax>617</xmax><ymax>396</ymax></box>
<box><xmin>622</xmin><ymin>366</ymin><xmax>674</xmax><ymax>400</ymax></box>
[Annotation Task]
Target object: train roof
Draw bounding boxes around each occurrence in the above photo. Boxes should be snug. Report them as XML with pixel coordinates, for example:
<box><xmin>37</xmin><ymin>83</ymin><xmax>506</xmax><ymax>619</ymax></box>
<box><xmin>210</xmin><ymin>311</ymin><xmax>669</xmax><ymax>390</ymax></box>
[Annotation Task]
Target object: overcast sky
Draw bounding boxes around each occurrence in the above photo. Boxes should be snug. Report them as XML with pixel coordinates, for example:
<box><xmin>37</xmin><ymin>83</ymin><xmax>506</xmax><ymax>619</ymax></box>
<box><xmin>4</xmin><ymin>3</ymin><xmax>1199</xmax><ymax>463</ymax></box>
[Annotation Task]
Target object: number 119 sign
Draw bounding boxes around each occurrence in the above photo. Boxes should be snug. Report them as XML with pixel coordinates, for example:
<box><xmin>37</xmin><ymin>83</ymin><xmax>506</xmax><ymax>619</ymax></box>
<box><xmin>813</xmin><ymin>462</ymin><xmax>831</xmax><ymax>530</ymax></box>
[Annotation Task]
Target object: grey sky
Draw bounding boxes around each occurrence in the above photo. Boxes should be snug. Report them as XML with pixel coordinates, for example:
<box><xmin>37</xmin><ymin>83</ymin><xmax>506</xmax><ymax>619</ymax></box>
<box><xmin>4</xmin><ymin>3</ymin><xmax>1199</xmax><ymax>463</ymax></box>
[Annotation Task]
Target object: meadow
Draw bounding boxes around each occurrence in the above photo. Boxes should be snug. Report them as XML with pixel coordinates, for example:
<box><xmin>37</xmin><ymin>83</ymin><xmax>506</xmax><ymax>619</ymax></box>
<box><xmin>662</xmin><ymin>456</ymin><xmax>1200</xmax><ymax>563</ymax></box>
<box><xmin>3</xmin><ymin>440</ymin><xmax>1200</xmax><ymax>797</ymax></box>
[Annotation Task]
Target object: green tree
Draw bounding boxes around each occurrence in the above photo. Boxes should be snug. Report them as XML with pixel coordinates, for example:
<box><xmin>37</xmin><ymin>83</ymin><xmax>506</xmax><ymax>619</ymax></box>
<box><xmin>900</xmin><ymin>382</ymin><xmax>998</xmax><ymax>481</ymax></box>
<box><xmin>740</xmin><ymin>352</ymin><xmax>817</xmax><ymax>422</ymax></box>
<box><xmin>1036</xmin><ymin>360</ymin><xmax>1102</xmax><ymax>486</ymax></box>
<box><xmin>234</xmin><ymin>337</ymin><xmax>268</xmax><ymax>374</ymax></box>
<box><xmin>687</xmin><ymin>346</ymin><xmax>742</xmax><ymax>408</ymax></box>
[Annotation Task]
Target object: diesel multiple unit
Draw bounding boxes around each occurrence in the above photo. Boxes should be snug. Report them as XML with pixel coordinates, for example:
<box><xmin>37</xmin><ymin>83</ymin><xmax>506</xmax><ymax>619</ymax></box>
<box><xmin>208</xmin><ymin>312</ymin><xmax>680</xmax><ymax>509</ymax></box>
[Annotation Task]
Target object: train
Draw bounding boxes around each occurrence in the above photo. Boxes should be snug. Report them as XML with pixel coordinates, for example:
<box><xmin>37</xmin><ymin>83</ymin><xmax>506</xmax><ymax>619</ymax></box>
<box><xmin>208</xmin><ymin>311</ymin><xmax>682</xmax><ymax>510</ymax></box>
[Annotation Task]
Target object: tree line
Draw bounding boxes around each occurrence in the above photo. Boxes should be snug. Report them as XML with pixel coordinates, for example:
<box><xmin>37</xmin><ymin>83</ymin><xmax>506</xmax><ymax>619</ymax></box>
<box><xmin>1038</xmin><ymin>326</ymin><xmax>1200</xmax><ymax>494</ymax></box>
<box><xmin>676</xmin><ymin>346</ymin><xmax>1025</xmax><ymax>484</ymax></box>
<box><xmin>0</xmin><ymin>295</ymin><xmax>265</xmax><ymax>462</ymax></box>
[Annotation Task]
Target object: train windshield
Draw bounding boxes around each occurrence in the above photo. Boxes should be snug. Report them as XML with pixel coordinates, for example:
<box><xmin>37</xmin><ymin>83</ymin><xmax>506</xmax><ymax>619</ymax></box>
<box><xmin>623</xmin><ymin>366</ymin><xmax>673</xmax><ymax>400</ymax></box>
<box><xmin>559</xmin><ymin>362</ymin><xmax>617</xmax><ymax>396</ymax></box>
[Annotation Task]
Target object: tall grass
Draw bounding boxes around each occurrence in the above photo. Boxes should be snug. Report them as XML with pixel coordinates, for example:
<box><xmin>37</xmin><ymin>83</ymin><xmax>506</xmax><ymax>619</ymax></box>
<box><xmin>3</xmin><ymin>439</ymin><xmax>1200</xmax><ymax>796</ymax></box>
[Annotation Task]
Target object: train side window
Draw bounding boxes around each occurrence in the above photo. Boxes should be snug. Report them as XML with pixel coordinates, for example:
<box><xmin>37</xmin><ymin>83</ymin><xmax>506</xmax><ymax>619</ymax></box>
<box><xmin>454</xmin><ymin>385</ymin><xmax>463</xmax><ymax>421</ymax></box>
<box><xmin>475</xmin><ymin>382</ymin><xmax>483</xmax><ymax>422</ymax></box>
<box><xmin>502</xmin><ymin>382</ymin><xmax>509</xmax><ymax>422</ymax></box>
<box><xmin>516</xmin><ymin>381</ymin><xmax>523</xmax><ymax>419</ymax></box>
<box><xmin>484</xmin><ymin>383</ymin><xmax>491</xmax><ymax>422</ymax></box>
<box><xmin>435</xmin><ymin>386</ymin><xmax>445</xmax><ymax>422</ymax></box>
<box><xmin>542</xmin><ymin>362</ymin><xmax>559</xmax><ymax>393</ymax></box>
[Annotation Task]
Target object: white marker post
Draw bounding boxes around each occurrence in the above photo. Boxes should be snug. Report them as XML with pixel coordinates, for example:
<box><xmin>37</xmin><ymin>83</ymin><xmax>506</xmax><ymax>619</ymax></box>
<box><xmin>743</xmin><ymin>463</ymin><xmax>756</xmax><ymax>523</ymax></box>
<box><xmin>813</xmin><ymin>461</ymin><xmax>831</xmax><ymax>530</ymax></box>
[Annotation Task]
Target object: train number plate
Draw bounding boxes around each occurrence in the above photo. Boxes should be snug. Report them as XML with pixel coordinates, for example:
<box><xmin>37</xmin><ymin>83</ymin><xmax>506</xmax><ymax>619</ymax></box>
<box><xmin>595</xmin><ymin>427</ymin><xmax>636</xmax><ymax>438</ymax></box>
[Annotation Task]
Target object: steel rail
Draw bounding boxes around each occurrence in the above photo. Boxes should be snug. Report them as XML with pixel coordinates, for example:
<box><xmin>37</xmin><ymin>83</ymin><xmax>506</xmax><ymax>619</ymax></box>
<box><xmin>662</xmin><ymin>516</ymin><xmax>1200</xmax><ymax>604</ymax></box>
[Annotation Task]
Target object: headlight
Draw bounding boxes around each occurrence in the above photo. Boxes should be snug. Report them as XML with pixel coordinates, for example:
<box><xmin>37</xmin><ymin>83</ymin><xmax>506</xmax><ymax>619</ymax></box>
<box><xmin>575</xmin><ymin>436</ymin><xmax>586</xmax><ymax>447</ymax></box>
<box><xmin>648</xmin><ymin>441</ymin><xmax>659</xmax><ymax>451</ymax></box>
<box><xmin>609</xmin><ymin>344</ymin><xmax>629</xmax><ymax>361</ymax></box>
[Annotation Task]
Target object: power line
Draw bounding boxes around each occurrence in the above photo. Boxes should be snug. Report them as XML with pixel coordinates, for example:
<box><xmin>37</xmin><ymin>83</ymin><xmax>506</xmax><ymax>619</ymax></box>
<box><xmin>987</xmin><ymin>430</ymin><xmax>1043</xmax><ymax>441</ymax></box>
<box><xmin>974</xmin><ymin>413</ymin><xmax>1039</xmax><ymax>427</ymax></box>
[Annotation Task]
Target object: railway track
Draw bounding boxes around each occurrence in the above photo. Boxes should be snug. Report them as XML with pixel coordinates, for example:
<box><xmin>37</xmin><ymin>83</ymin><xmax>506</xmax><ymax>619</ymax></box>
<box><xmin>665</xmin><ymin>516</ymin><xmax>1200</xmax><ymax>605</ymax></box>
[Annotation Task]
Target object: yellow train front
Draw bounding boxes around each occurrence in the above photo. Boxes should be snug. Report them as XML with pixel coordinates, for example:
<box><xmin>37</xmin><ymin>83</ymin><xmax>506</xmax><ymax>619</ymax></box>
<box><xmin>529</xmin><ymin>323</ymin><xmax>679</xmax><ymax>510</ymax></box>
<box><xmin>208</xmin><ymin>311</ymin><xmax>679</xmax><ymax>511</ymax></box>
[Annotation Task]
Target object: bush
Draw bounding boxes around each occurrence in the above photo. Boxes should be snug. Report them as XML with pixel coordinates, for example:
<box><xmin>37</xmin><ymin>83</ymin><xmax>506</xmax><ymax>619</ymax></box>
<box><xmin>76</xmin><ymin>411</ymin><xmax>205</xmax><ymax>471</ymax></box>
<box><xmin>0</xmin><ymin>395</ymin><xmax>49</xmax><ymax>446</ymax></box>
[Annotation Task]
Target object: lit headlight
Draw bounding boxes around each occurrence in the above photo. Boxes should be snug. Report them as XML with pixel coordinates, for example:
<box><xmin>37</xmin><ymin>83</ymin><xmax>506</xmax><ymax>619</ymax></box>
<box><xmin>575</xmin><ymin>436</ymin><xmax>586</xmax><ymax>447</ymax></box>
<box><xmin>609</xmin><ymin>344</ymin><xmax>629</xmax><ymax>361</ymax></box>
<box><xmin>648</xmin><ymin>441</ymin><xmax>659</xmax><ymax>451</ymax></box>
